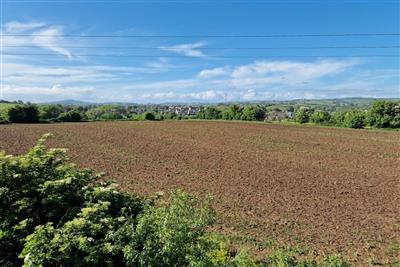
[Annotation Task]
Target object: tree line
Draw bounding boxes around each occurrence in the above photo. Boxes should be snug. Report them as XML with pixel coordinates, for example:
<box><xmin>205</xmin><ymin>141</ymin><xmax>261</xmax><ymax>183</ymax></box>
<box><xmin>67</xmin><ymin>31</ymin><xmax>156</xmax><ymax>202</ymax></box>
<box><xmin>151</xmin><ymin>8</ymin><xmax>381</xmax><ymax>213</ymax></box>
<box><xmin>0</xmin><ymin>100</ymin><xmax>399</xmax><ymax>129</ymax></box>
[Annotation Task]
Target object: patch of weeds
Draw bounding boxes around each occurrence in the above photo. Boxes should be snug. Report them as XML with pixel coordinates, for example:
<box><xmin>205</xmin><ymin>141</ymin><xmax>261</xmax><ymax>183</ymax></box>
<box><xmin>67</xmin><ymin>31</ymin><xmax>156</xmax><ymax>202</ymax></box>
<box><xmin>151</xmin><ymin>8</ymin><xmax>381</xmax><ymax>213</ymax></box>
<box><xmin>385</xmin><ymin>241</ymin><xmax>400</xmax><ymax>258</ymax></box>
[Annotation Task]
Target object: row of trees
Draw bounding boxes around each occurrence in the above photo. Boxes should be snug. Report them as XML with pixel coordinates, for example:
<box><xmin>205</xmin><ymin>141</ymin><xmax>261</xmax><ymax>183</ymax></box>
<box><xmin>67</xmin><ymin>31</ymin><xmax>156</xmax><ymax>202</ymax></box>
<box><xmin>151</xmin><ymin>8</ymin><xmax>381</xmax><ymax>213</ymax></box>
<box><xmin>197</xmin><ymin>101</ymin><xmax>400</xmax><ymax>129</ymax></box>
<box><xmin>0</xmin><ymin>104</ymin><xmax>83</xmax><ymax>123</ymax></box>
<box><xmin>1</xmin><ymin>135</ymin><xmax>349</xmax><ymax>266</ymax></box>
<box><xmin>294</xmin><ymin>101</ymin><xmax>400</xmax><ymax>129</ymax></box>
<box><xmin>197</xmin><ymin>105</ymin><xmax>266</xmax><ymax>121</ymax></box>
<box><xmin>1</xmin><ymin>100</ymin><xmax>398</xmax><ymax>129</ymax></box>
<box><xmin>0</xmin><ymin>103</ymin><xmax>192</xmax><ymax>124</ymax></box>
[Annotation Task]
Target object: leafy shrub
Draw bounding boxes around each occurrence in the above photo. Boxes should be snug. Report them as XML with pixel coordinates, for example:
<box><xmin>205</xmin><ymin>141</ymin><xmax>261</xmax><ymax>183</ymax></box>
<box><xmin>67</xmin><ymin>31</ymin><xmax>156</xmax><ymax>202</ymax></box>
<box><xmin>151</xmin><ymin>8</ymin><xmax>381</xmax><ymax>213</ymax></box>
<box><xmin>241</xmin><ymin>106</ymin><xmax>266</xmax><ymax>121</ymax></box>
<box><xmin>366</xmin><ymin>100</ymin><xmax>400</xmax><ymax>128</ymax></box>
<box><xmin>21</xmin><ymin>182</ymin><xmax>144</xmax><ymax>267</ymax></box>
<box><xmin>197</xmin><ymin>107</ymin><xmax>221</xmax><ymax>120</ymax></box>
<box><xmin>310</xmin><ymin>111</ymin><xmax>331</xmax><ymax>125</ymax></box>
<box><xmin>221</xmin><ymin>105</ymin><xmax>243</xmax><ymax>120</ymax></box>
<box><xmin>0</xmin><ymin>134</ymin><xmax>98</xmax><ymax>266</ymax></box>
<box><xmin>38</xmin><ymin>105</ymin><xmax>64</xmax><ymax>121</ymax></box>
<box><xmin>0</xmin><ymin>116</ymin><xmax>9</xmax><ymax>124</ymax></box>
<box><xmin>7</xmin><ymin>105</ymin><xmax>39</xmax><ymax>123</ymax></box>
<box><xmin>57</xmin><ymin>110</ymin><xmax>83</xmax><ymax>122</ymax></box>
<box><xmin>295</xmin><ymin>107</ymin><xmax>313</xmax><ymax>124</ymax></box>
<box><xmin>85</xmin><ymin>105</ymin><xmax>126</xmax><ymax>121</ymax></box>
<box><xmin>143</xmin><ymin>111</ymin><xmax>156</xmax><ymax>121</ymax></box>
<box><xmin>331</xmin><ymin>111</ymin><xmax>346</xmax><ymax>127</ymax></box>
<box><xmin>343</xmin><ymin>110</ymin><xmax>366</xmax><ymax>129</ymax></box>
<box><xmin>100</xmin><ymin>112</ymin><xmax>123</xmax><ymax>120</ymax></box>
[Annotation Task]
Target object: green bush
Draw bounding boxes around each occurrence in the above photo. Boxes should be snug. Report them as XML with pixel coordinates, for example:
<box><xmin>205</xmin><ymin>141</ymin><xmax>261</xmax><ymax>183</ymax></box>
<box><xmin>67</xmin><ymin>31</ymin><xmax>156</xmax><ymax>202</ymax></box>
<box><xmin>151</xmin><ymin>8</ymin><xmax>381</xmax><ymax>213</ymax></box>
<box><xmin>331</xmin><ymin>111</ymin><xmax>346</xmax><ymax>127</ymax></box>
<box><xmin>0</xmin><ymin>134</ymin><xmax>98</xmax><ymax>266</ymax></box>
<box><xmin>38</xmin><ymin>105</ymin><xmax>64</xmax><ymax>121</ymax></box>
<box><xmin>7</xmin><ymin>105</ymin><xmax>39</xmax><ymax>123</ymax></box>
<box><xmin>310</xmin><ymin>111</ymin><xmax>331</xmax><ymax>125</ymax></box>
<box><xmin>85</xmin><ymin>105</ymin><xmax>126</xmax><ymax>121</ymax></box>
<box><xmin>294</xmin><ymin>107</ymin><xmax>313</xmax><ymax>124</ymax></box>
<box><xmin>197</xmin><ymin>107</ymin><xmax>221</xmax><ymax>120</ymax></box>
<box><xmin>143</xmin><ymin>111</ymin><xmax>156</xmax><ymax>121</ymax></box>
<box><xmin>221</xmin><ymin>105</ymin><xmax>244</xmax><ymax>120</ymax></box>
<box><xmin>57</xmin><ymin>110</ymin><xmax>83</xmax><ymax>122</ymax></box>
<box><xmin>241</xmin><ymin>106</ymin><xmax>265</xmax><ymax>121</ymax></box>
<box><xmin>366</xmin><ymin>100</ymin><xmax>400</xmax><ymax>128</ymax></box>
<box><xmin>343</xmin><ymin>110</ymin><xmax>366</xmax><ymax>129</ymax></box>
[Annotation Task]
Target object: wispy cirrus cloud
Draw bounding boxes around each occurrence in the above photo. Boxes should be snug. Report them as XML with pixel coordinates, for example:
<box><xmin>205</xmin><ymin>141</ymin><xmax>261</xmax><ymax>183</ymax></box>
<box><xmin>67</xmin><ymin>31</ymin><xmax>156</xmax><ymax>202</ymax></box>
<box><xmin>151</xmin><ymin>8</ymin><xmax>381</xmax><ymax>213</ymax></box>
<box><xmin>3</xmin><ymin>84</ymin><xmax>96</xmax><ymax>102</ymax></box>
<box><xmin>2</xmin><ymin>21</ymin><xmax>74</xmax><ymax>59</ymax></box>
<box><xmin>159</xmin><ymin>42</ymin><xmax>206</xmax><ymax>57</ymax></box>
<box><xmin>198</xmin><ymin>67</ymin><xmax>230</xmax><ymax>78</ymax></box>
<box><xmin>5</xmin><ymin>21</ymin><xmax>46</xmax><ymax>32</ymax></box>
<box><xmin>2</xmin><ymin>60</ymin><xmax>183</xmax><ymax>86</ymax></box>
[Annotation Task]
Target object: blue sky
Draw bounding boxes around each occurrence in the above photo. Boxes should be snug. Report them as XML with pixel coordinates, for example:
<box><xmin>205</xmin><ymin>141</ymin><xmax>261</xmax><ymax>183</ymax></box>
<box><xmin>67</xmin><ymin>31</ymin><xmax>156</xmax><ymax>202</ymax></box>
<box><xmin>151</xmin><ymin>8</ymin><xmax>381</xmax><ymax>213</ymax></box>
<box><xmin>1</xmin><ymin>0</ymin><xmax>399</xmax><ymax>103</ymax></box>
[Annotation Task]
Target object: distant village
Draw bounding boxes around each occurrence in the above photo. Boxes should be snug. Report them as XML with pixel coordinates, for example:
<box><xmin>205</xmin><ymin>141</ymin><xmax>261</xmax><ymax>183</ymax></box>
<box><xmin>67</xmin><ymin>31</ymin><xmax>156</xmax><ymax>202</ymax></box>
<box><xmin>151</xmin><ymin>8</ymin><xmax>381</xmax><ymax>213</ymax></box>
<box><xmin>142</xmin><ymin>105</ymin><xmax>202</xmax><ymax>116</ymax></box>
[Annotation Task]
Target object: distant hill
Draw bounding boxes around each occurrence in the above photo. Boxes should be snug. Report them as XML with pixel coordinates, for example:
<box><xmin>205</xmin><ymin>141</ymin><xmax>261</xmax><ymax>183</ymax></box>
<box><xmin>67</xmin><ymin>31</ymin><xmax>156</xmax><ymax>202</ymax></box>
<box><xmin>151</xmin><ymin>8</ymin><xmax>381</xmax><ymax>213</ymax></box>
<box><xmin>43</xmin><ymin>99</ymin><xmax>141</xmax><ymax>106</ymax></box>
<box><xmin>44</xmin><ymin>99</ymin><xmax>95</xmax><ymax>106</ymax></box>
<box><xmin>31</xmin><ymin>97</ymin><xmax>400</xmax><ymax>107</ymax></box>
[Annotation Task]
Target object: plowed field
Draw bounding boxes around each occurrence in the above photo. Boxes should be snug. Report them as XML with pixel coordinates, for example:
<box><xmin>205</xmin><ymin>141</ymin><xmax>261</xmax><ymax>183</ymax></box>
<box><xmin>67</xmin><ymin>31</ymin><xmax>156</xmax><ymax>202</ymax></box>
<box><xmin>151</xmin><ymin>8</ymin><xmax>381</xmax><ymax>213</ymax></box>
<box><xmin>1</xmin><ymin>121</ymin><xmax>399</xmax><ymax>264</ymax></box>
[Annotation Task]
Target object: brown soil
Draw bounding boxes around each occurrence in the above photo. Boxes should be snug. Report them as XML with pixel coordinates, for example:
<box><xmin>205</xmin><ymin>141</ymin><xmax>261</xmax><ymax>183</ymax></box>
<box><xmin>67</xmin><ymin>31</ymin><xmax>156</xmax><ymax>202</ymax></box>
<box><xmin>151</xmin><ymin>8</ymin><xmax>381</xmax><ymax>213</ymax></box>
<box><xmin>1</xmin><ymin>121</ymin><xmax>399</xmax><ymax>265</ymax></box>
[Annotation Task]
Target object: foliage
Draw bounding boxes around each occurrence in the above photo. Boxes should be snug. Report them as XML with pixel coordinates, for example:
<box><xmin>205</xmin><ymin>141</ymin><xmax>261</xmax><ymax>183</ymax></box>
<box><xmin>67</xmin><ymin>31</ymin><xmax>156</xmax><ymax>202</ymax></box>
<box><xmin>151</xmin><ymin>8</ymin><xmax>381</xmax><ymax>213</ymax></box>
<box><xmin>366</xmin><ymin>100</ymin><xmax>400</xmax><ymax>128</ymax></box>
<box><xmin>0</xmin><ymin>134</ymin><xmax>98</xmax><ymax>266</ymax></box>
<box><xmin>262</xmin><ymin>249</ymin><xmax>349</xmax><ymax>267</ymax></box>
<box><xmin>57</xmin><ymin>110</ymin><xmax>83</xmax><ymax>122</ymax></box>
<box><xmin>221</xmin><ymin>105</ymin><xmax>244</xmax><ymax>120</ymax></box>
<box><xmin>241</xmin><ymin>106</ymin><xmax>266</xmax><ymax>121</ymax></box>
<box><xmin>7</xmin><ymin>105</ymin><xmax>39</xmax><ymax>123</ymax></box>
<box><xmin>294</xmin><ymin>107</ymin><xmax>313</xmax><ymax>124</ymax></box>
<box><xmin>38</xmin><ymin>105</ymin><xmax>64</xmax><ymax>121</ymax></box>
<box><xmin>342</xmin><ymin>110</ymin><xmax>366</xmax><ymax>129</ymax></box>
<box><xmin>143</xmin><ymin>111</ymin><xmax>156</xmax><ymax>121</ymax></box>
<box><xmin>163</xmin><ymin>112</ymin><xmax>178</xmax><ymax>120</ymax></box>
<box><xmin>85</xmin><ymin>105</ymin><xmax>126</xmax><ymax>121</ymax></box>
<box><xmin>331</xmin><ymin>111</ymin><xmax>347</xmax><ymax>127</ymax></box>
<box><xmin>2</xmin><ymin>100</ymin><xmax>399</xmax><ymax>129</ymax></box>
<box><xmin>197</xmin><ymin>107</ymin><xmax>221</xmax><ymax>120</ymax></box>
<box><xmin>310</xmin><ymin>111</ymin><xmax>331</xmax><ymax>125</ymax></box>
<box><xmin>21</xmin><ymin>182</ymin><xmax>144</xmax><ymax>267</ymax></box>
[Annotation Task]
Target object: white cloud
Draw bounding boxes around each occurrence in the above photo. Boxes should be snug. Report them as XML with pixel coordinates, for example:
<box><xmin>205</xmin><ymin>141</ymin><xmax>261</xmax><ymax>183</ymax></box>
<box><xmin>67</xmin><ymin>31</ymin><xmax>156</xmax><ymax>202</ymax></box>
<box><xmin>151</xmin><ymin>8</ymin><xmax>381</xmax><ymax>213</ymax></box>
<box><xmin>197</xmin><ymin>59</ymin><xmax>361</xmax><ymax>89</ymax></box>
<box><xmin>230</xmin><ymin>59</ymin><xmax>359</xmax><ymax>80</ymax></box>
<box><xmin>241</xmin><ymin>89</ymin><xmax>257</xmax><ymax>100</ymax></box>
<box><xmin>1</xmin><ymin>61</ymin><xmax>181</xmax><ymax>85</ymax></box>
<box><xmin>138</xmin><ymin>90</ymin><xmax>227</xmax><ymax>102</ymax></box>
<box><xmin>198</xmin><ymin>67</ymin><xmax>230</xmax><ymax>78</ymax></box>
<box><xmin>2</xmin><ymin>21</ymin><xmax>74</xmax><ymax>59</ymax></box>
<box><xmin>159</xmin><ymin>42</ymin><xmax>206</xmax><ymax>57</ymax></box>
<box><xmin>5</xmin><ymin>21</ymin><xmax>45</xmax><ymax>32</ymax></box>
<box><xmin>3</xmin><ymin>84</ymin><xmax>95</xmax><ymax>100</ymax></box>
